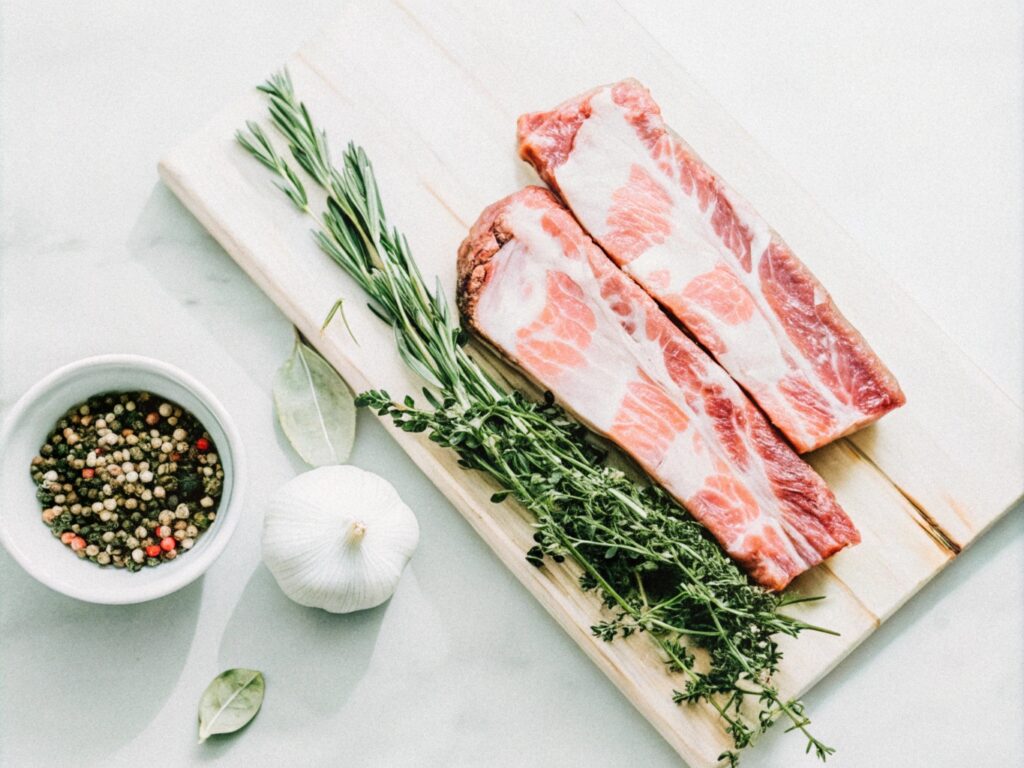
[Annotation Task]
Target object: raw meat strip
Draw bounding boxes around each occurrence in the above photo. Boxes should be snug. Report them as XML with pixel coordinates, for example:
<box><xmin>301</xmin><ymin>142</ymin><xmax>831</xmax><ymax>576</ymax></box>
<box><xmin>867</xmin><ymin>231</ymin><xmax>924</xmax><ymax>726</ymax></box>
<box><xmin>458</xmin><ymin>187</ymin><xmax>859</xmax><ymax>590</ymax></box>
<box><xmin>517</xmin><ymin>79</ymin><xmax>905</xmax><ymax>453</ymax></box>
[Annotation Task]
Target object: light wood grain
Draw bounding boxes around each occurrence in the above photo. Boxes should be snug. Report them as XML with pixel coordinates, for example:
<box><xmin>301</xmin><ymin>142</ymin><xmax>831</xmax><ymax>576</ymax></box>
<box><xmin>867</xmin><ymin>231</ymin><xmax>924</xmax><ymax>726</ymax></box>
<box><xmin>158</xmin><ymin>2</ymin><xmax>1024</xmax><ymax>765</ymax></box>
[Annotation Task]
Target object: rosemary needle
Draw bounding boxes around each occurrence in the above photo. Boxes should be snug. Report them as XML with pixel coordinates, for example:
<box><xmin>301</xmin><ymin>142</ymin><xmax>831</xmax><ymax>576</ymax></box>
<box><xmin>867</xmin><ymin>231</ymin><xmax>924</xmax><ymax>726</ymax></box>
<box><xmin>238</xmin><ymin>69</ymin><xmax>836</xmax><ymax>764</ymax></box>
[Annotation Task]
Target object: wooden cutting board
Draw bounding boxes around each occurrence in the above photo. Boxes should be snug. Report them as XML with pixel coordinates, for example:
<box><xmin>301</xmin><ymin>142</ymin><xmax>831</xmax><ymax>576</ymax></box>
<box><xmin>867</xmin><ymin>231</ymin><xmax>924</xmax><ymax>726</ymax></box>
<box><xmin>158</xmin><ymin>2</ymin><xmax>1024</xmax><ymax>764</ymax></box>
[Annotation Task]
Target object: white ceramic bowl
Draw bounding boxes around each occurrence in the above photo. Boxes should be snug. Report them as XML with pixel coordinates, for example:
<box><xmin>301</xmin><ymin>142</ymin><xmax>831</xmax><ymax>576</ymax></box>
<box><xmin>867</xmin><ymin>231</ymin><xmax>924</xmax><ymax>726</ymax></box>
<box><xmin>0</xmin><ymin>354</ymin><xmax>245</xmax><ymax>604</ymax></box>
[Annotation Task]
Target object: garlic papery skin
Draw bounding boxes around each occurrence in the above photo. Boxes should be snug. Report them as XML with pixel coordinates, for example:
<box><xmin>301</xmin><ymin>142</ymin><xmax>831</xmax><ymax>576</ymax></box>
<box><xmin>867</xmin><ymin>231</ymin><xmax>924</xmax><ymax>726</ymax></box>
<box><xmin>262</xmin><ymin>466</ymin><xmax>420</xmax><ymax>613</ymax></box>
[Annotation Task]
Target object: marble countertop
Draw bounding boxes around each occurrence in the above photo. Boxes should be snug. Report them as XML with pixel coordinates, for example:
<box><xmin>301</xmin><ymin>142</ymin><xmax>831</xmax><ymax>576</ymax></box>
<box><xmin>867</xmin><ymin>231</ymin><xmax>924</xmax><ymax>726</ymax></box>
<box><xmin>1</xmin><ymin>2</ymin><xmax>1021</xmax><ymax>766</ymax></box>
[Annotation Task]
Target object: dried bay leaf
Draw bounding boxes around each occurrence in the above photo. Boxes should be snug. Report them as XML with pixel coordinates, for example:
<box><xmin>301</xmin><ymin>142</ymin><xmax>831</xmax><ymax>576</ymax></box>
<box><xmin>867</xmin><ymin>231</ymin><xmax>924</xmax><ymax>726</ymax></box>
<box><xmin>273</xmin><ymin>335</ymin><xmax>356</xmax><ymax>466</ymax></box>
<box><xmin>197</xmin><ymin>668</ymin><xmax>265</xmax><ymax>743</ymax></box>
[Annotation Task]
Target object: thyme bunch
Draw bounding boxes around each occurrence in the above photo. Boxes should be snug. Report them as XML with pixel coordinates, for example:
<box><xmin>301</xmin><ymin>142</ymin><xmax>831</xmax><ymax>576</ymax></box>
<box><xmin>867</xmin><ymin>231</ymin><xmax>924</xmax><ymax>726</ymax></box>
<box><xmin>237</xmin><ymin>71</ymin><xmax>835</xmax><ymax>764</ymax></box>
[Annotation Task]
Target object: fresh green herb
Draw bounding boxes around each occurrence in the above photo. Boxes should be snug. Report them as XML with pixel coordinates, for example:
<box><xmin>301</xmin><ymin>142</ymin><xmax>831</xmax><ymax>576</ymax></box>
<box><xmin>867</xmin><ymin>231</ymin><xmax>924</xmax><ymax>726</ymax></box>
<box><xmin>273</xmin><ymin>333</ymin><xmax>357</xmax><ymax>467</ymax></box>
<box><xmin>236</xmin><ymin>121</ymin><xmax>308</xmax><ymax>211</ymax></box>
<box><xmin>238</xmin><ymin>70</ymin><xmax>835</xmax><ymax>763</ymax></box>
<box><xmin>320</xmin><ymin>297</ymin><xmax>357</xmax><ymax>344</ymax></box>
<box><xmin>197</xmin><ymin>668</ymin><xmax>265</xmax><ymax>743</ymax></box>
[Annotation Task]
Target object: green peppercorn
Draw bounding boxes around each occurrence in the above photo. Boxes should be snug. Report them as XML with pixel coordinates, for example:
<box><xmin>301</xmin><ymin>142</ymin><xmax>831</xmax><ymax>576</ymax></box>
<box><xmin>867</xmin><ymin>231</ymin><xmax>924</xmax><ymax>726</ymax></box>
<box><xmin>179</xmin><ymin>473</ymin><xmax>203</xmax><ymax>499</ymax></box>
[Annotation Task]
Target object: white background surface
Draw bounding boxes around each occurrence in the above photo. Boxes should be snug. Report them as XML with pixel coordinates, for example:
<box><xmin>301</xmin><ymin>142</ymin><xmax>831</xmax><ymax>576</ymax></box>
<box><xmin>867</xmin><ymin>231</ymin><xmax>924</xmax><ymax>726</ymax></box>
<box><xmin>1</xmin><ymin>1</ymin><xmax>1021</xmax><ymax>766</ymax></box>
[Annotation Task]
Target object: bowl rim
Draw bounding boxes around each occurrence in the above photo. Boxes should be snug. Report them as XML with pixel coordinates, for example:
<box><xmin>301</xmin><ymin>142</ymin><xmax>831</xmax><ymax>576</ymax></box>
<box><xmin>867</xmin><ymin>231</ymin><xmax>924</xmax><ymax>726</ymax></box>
<box><xmin>0</xmin><ymin>353</ymin><xmax>246</xmax><ymax>604</ymax></box>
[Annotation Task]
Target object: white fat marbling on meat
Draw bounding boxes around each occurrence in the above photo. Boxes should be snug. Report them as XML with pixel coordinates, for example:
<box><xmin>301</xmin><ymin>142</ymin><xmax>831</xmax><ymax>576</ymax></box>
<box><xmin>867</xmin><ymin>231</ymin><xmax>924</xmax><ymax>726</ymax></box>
<box><xmin>474</xmin><ymin>210</ymin><xmax>632</xmax><ymax>431</ymax></box>
<box><xmin>553</xmin><ymin>87</ymin><xmax>865</xmax><ymax>449</ymax></box>
<box><xmin>473</xmin><ymin>197</ymin><xmax>821</xmax><ymax>568</ymax></box>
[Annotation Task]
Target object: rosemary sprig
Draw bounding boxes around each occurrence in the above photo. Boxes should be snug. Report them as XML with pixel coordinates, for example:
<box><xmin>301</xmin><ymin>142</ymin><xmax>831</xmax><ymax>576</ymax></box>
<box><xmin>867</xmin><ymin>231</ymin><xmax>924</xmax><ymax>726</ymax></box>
<box><xmin>235</xmin><ymin>121</ymin><xmax>309</xmax><ymax>212</ymax></box>
<box><xmin>238</xmin><ymin>70</ymin><xmax>835</xmax><ymax>764</ymax></box>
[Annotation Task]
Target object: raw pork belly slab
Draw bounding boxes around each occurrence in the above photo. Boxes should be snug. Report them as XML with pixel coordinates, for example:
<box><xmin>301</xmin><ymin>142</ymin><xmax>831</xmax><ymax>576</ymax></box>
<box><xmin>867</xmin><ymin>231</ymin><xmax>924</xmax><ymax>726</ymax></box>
<box><xmin>458</xmin><ymin>187</ymin><xmax>859</xmax><ymax>589</ymax></box>
<box><xmin>517</xmin><ymin>79</ymin><xmax>905</xmax><ymax>453</ymax></box>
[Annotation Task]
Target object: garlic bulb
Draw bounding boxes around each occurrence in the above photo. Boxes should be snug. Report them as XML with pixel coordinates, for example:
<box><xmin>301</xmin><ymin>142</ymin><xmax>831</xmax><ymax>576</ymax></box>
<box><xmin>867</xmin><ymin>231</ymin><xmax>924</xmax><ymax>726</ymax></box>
<box><xmin>262</xmin><ymin>466</ymin><xmax>419</xmax><ymax>613</ymax></box>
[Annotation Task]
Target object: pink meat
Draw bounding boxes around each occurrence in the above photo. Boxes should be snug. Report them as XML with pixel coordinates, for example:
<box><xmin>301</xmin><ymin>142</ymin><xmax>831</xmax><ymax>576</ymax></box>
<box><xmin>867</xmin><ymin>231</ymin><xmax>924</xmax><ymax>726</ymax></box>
<box><xmin>517</xmin><ymin>79</ymin><xmax>905</xmax><ymax>453</ymax></box>
<box><xmin>457</xmin><ymin>187</ymin><xmax>860</xmax><ymax>590</ymax></box>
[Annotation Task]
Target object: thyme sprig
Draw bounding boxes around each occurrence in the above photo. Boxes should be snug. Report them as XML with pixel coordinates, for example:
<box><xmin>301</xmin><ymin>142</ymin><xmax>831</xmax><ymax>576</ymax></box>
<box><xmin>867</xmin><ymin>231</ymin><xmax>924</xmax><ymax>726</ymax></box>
<box><xmin>237</xmin><ymin>70</ymin><xmax>835</xmax><ymax>764</ymax></box>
